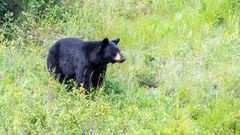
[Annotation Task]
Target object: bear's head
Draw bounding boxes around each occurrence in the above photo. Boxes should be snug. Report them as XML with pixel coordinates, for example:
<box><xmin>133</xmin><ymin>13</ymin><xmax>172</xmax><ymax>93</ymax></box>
<box><xmin>100</xmin><ymin>38</ymin><xmax>126</xmax><ymax>64</ymax></box>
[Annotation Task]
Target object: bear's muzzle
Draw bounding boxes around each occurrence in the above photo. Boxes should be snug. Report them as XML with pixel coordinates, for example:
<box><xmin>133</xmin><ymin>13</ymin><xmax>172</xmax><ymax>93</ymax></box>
<box><xmin>114</xmin><ymin>53</ymin><xmax>126</xmax><ymax>63</ymax></box>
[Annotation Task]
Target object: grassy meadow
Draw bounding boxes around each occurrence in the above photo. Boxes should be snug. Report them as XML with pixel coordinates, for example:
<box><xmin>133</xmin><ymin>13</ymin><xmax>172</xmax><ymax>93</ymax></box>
<box><xmin>0</xmin><ymin>0</ymin><xmax>240</xmax><ymax>134</ymax></box>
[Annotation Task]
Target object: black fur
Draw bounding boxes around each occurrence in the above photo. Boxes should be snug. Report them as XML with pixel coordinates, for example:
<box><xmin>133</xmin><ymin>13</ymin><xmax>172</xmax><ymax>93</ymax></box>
<box><xmin>47</xmin><ymin>38</ymin><xmax>125</xmax><ymax>93</ymax></box>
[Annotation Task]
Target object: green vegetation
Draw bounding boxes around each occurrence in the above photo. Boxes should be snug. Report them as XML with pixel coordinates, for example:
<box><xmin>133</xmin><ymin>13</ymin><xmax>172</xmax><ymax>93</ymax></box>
<box><xmin>0</xmin><ymin>0</ymin><xmax>240</xmax><ymax>134</ymax></box>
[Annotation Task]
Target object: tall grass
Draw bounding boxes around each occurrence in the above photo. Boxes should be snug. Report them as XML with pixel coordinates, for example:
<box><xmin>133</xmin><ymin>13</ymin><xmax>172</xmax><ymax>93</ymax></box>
<box><xmin>0</xmin><ymin>0</ymin><xmax>240</xmax><ymax>134</ymax></box>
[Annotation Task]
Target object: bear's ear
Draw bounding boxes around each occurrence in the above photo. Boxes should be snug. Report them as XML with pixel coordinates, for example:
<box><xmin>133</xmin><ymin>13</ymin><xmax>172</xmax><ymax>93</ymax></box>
<box><xmin>112</xmin><ymin>38</ymin><xmax>120</xmax><ymax>45</ymax></box>
<box><xmin>98</xmin><ymin>38</ymin><xmax>109</xmax><ymax>52</ymax></box>
<box><xmin>102</xmin><ymin>38</ymin><xmax>109</xmax><ymax>45</ymax></box>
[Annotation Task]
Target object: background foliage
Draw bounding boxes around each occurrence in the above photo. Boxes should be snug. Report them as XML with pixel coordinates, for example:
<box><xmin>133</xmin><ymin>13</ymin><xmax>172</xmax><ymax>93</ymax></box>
<box><xmin>0</xmin><ymin>0</ymin><xmax>240</xmax><ymax>134</ymax></box>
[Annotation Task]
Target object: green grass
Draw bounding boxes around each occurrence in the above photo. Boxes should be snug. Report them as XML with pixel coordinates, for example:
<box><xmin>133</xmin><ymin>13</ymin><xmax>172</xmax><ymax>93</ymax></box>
<box><xmin>0</xmin><ymin>0</ymin><xmax>240</xmax><ymax>134</ymax></box>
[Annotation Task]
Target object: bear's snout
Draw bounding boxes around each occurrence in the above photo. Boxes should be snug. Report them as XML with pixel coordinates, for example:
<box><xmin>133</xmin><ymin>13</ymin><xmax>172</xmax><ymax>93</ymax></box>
<box><xmin>120</xmin><ymin>56</ymin><xmax>126</xmax><ymax>63</ymax></box>
<box><xmin>114</xmin><ymin>53</ymin><xmax>126</xmax><ymax>63</ymax></box>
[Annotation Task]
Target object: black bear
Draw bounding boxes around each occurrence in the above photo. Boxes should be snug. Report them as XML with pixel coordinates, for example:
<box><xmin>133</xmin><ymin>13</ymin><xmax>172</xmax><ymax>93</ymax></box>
<box><xmin>47</xmin><ymin>37</ymin><xmax>125</xmax><ymax>93</ymax></box>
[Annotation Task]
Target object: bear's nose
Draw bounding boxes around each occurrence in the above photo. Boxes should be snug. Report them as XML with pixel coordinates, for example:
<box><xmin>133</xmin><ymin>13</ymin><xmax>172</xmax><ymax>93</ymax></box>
<box><xmin>120</xmin><ymin>57</ymin><xmax>126</xmax><ymax>63</ymax></box>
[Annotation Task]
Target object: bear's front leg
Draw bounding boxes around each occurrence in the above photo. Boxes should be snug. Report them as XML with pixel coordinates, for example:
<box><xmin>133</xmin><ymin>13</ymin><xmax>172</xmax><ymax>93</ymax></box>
<box><xmin>91</xmin><ymin>65</ymin><xmax>107</xmax><ymax>88</ymax></box>
<box><xmin>83</xmin><ymin>69</ymin><xmax>94</xmax><ymax>94</ymax></box>
<box><xmin>75</xmin><ymin>66</ymin><xmax>85</xmax><ymax>89</ymax></box>
<box><xmin>83</xmin><ymin>80</ymin><xmax>91</xmax><ymax>94</ymax></box>
<box><xmin>75</xmin><ymin>67</ymin><xmax>91</xmax><ymax>94</ymax></box>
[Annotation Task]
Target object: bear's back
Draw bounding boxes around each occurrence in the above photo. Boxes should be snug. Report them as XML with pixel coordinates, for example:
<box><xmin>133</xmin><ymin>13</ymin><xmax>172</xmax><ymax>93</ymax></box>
<box><xmin>57</xmin><ymin>38</ymin><xmax>84</xmax><ymax>47</ymax></box>
<box><xmin>55</xmin><ymin>38</ymin><xmax>85</xmax><ymax>56</ymax></box>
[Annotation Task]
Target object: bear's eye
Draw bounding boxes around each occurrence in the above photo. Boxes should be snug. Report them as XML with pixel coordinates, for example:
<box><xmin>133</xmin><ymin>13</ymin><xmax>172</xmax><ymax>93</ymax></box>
<box><xmin>113</xmin><ymin>50</ymin><xmax>118</xmax><ymax>55</ymax></box>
